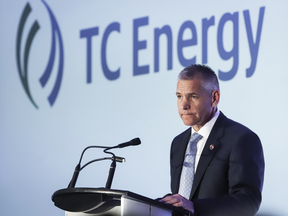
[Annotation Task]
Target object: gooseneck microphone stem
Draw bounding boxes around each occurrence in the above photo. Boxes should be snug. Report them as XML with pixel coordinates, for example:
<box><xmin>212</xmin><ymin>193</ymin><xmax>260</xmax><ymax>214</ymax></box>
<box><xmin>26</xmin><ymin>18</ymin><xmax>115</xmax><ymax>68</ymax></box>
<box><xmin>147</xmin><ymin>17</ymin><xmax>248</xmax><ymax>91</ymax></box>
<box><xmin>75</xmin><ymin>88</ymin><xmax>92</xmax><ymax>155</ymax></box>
<box><xmin>80</xmin><ymin>157</ymin><xmax>124</xmax><ymax>171</ymax></box>
<box><xmin>67</xmin><ymin>138</ymin><xmax>141</xmax><ymax>189</ymax></box>
<box><xmin>78</xmin><ymin>145</ymin><xmax>108</xmax><ymax>165</ymax></box>
<box><xmin>104</xmin><ymin>148</ymin><xmax>117</xmax><ymax>189</ymax></box>
<box><xmin>67</xmin><ymin>163</ymin><xmax>80</xmax><ymax>188</ymax></box>
<box><xmin>105</xmin><ymin>159</ymin><xmax>116</xmax><ymax>189</ymax></box>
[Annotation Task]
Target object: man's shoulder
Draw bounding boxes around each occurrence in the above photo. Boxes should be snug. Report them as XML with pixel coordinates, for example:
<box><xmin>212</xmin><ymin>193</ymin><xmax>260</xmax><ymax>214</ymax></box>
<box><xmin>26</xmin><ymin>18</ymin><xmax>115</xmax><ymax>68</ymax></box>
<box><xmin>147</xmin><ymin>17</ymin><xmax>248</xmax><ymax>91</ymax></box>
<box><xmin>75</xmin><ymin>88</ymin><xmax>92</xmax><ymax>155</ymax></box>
<box><xmin>219</xmin><ymin>112</ymin><xmax>256</xmax><ymax>134</ymax></box>
<box><xmin>172</xmin><ymin>127</ymin><xmax>190</xmax><ymax>145</ymax></box>
<box><xmin>174</xmin><ymin>127</ymin><xmax>191</xmax><ymax>138</ymax></box>
<box><xmin>215</xmin><ymin>112</ymin><xmax>261</xmax><ymax>144</ymax></box>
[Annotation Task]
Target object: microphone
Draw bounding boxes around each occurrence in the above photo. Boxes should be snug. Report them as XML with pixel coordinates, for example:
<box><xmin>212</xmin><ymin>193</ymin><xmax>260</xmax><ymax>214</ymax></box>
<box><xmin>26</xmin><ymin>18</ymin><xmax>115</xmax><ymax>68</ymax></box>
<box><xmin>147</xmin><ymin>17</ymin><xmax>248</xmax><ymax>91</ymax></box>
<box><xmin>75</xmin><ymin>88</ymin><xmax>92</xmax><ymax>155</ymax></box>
<box><xmin>115</xmin><ymin>156</ymin><xmax>126</xmax><ymax>163</ymax></box>
<box><xmin>117</xmin><ymin>138</ymin><xmax>141</xmax><ymax>148</ymax></box>
<box><xmin>67</xmin><ymin>138</ymin><xmax>141</xmax><ymax>189</ymax></box>
<box><xmin>105</xmin><ymin>138</ymin><xmax>141</xmax><ymax>188</ymax></box>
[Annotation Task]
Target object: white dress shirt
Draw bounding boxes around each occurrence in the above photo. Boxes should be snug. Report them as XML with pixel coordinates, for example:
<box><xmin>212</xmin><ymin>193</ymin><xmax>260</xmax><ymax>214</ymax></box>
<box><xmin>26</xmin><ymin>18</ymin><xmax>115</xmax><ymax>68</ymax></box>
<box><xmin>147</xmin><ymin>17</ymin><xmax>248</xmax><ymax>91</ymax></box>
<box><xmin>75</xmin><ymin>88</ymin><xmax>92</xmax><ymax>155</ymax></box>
<box><xmin>190</xmin><ymin>110</ymin><xmax>220</xmax><ymax>172</ymax></box>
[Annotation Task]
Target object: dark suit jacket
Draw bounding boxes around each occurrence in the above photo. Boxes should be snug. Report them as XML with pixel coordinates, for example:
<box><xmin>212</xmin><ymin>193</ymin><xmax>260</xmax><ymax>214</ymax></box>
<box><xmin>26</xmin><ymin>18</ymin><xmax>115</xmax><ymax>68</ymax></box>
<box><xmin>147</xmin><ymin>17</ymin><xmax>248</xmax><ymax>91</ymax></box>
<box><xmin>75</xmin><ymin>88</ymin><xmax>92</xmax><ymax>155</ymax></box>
<box><xmin>170</xmin><ymin>112</ymin><xmax>264</xmax><ymax>216</ymax></box>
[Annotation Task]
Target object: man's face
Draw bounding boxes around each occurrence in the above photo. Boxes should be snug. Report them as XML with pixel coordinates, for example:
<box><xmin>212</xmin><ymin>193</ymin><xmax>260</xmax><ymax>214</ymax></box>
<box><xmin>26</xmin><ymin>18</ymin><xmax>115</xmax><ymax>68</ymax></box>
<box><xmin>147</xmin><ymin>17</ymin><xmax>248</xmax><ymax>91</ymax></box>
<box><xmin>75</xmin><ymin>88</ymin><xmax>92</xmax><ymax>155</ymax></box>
<box><xmin>176</xmin><ymin>78</ymin><xmax>216</xmax><ymax>131</ymax></box>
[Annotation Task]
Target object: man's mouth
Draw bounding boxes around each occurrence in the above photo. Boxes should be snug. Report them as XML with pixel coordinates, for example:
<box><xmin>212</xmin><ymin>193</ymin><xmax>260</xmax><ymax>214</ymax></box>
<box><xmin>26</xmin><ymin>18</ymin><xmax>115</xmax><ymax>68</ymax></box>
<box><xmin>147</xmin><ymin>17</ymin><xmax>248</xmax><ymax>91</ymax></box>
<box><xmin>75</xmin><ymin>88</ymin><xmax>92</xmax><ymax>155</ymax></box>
<box><xmin>182</xmin><ymin>113</ymin><xmax>194</xmax><ymax>115</ymax></box>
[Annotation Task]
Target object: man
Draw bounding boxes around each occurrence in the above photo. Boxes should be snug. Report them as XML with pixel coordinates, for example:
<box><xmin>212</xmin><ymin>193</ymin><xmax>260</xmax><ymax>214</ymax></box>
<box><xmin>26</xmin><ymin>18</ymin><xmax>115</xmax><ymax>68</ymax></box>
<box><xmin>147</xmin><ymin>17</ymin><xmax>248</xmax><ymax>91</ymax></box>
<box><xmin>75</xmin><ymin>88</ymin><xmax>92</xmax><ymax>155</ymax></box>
<box><xmin>161</xmin><ymin>64</ymin><xmax>264</xmax><ymax>216</ymax></box>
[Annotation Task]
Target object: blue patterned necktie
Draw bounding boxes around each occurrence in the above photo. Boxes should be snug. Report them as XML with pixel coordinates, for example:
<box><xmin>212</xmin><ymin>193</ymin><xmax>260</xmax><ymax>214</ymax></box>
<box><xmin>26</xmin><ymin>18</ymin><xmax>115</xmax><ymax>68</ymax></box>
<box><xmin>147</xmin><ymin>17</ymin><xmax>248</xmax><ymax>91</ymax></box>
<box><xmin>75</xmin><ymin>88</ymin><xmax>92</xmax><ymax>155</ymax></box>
<box><xmin>178</xmin><ymin>132</ymin><xmax>203</xmax><ymax>199</ymax></box>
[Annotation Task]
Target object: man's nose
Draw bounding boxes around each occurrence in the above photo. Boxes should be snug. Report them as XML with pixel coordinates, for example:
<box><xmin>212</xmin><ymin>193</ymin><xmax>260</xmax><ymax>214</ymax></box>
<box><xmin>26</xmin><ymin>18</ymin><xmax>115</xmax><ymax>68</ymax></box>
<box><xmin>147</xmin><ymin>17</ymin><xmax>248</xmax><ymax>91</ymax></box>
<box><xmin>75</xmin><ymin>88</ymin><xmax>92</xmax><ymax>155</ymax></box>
<box><xmin>181</xmin><ymin>98</ymin><xmax>190</xmax><ymax>110</ymax></box>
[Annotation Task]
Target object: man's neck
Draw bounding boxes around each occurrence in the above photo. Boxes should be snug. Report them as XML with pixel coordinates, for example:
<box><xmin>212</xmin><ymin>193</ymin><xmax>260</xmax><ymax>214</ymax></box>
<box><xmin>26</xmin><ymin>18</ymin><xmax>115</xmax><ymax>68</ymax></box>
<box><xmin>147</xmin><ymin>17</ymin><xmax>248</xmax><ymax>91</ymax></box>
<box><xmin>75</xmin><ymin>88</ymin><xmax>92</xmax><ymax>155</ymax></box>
<box><xmin>192</xmin><ymin>108</ymin><xmax>218</xmax><ymax>132</ymax></box>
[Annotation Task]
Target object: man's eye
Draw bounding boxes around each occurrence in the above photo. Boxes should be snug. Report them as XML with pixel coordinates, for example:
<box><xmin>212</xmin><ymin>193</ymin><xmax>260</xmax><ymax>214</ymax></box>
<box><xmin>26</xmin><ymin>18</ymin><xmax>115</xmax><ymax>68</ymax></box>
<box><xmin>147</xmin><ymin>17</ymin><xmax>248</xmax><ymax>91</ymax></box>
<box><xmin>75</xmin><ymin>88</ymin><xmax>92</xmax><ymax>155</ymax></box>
<box><xmin>177</xmin><ymin>95</ymin><xmax>182</xmax><ymax>99</ymax></box>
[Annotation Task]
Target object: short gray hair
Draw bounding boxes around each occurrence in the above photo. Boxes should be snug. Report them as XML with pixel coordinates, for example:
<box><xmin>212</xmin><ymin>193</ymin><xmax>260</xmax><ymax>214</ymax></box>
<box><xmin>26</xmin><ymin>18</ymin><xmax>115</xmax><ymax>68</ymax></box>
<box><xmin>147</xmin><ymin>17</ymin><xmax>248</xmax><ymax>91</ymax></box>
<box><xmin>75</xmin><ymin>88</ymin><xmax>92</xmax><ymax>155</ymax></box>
<box><xmin>178</xmin><ymin>64</ymin><xmax>219</xmax><ymax>94</ymax></box>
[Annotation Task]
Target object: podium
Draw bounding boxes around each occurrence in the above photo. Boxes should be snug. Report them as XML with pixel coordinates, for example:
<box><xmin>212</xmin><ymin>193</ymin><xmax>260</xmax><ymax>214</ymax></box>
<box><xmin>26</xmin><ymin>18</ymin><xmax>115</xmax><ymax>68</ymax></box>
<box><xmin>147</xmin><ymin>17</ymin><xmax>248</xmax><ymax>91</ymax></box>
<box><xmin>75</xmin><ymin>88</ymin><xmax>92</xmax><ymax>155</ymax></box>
<box><xmin>52</xmin><ymin>188</ymin><xmax>192</xmax><ymax>216</ymax></box>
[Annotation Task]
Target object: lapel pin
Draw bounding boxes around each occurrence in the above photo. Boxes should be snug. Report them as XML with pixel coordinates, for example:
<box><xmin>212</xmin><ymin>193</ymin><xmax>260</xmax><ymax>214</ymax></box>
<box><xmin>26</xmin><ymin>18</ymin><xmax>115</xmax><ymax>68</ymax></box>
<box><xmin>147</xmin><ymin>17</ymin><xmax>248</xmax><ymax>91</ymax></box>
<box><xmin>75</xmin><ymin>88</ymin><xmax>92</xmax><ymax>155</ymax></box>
<box><xmin>209</xmin><ymin>144</ymin><xmax>214</xmax><ymax>150</ymax></box>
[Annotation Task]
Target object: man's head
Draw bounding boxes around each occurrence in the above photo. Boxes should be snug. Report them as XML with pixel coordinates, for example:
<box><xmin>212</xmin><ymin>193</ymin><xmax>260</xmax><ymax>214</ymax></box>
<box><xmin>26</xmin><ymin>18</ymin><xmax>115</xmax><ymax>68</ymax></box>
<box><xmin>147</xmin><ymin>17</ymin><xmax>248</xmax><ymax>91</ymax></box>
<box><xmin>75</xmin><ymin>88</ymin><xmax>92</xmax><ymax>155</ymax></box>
<box><xmin>178</xmin><ymin>64</ymin><xmax>219</xmax><ymax>94</ymax></box>
<box><xmin>176</xmin><ymin>64</ymin><xmax>220</xmax><ymax>131</ymax></box>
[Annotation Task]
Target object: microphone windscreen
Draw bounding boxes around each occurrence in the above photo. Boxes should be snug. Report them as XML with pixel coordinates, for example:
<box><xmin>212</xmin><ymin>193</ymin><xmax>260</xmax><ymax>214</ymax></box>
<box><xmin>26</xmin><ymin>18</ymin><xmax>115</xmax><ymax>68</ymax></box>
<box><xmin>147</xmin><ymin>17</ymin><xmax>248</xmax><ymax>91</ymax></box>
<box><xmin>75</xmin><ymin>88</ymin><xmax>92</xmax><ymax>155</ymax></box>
<box><xmin>130</xmin><ymin>138</ymin><xmax>141</xmax><ymax>146</ymax></box>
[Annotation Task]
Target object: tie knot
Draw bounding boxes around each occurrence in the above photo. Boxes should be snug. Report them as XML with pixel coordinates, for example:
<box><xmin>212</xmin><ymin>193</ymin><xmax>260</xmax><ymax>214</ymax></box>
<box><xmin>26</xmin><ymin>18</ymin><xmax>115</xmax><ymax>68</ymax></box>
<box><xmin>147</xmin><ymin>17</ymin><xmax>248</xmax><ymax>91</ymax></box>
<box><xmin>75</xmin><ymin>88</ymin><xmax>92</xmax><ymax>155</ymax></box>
<box><xmin>190</xmin><ymin>132</ymin><xmax>203</xmax><ymax>143</ymax></box>
<box><xmin>187</xmin><ymin>133</ymin><xmax>202</xmax><ymax>155</ymax></box>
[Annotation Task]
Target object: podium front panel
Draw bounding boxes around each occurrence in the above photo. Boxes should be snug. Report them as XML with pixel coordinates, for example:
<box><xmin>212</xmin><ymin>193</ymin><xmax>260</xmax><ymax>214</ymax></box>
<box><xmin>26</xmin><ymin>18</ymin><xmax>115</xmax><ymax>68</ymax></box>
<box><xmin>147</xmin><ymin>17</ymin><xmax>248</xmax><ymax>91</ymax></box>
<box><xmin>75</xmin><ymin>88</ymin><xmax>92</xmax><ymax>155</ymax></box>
<box><xmin>64</xmin><ymin>196</ymin><xmax>172</xmax><ymax>216</ymax></box>
<box><xmin>121</xmin><ymin>195</ymin><xmax>172</xmax><ymax>216</ymax></box>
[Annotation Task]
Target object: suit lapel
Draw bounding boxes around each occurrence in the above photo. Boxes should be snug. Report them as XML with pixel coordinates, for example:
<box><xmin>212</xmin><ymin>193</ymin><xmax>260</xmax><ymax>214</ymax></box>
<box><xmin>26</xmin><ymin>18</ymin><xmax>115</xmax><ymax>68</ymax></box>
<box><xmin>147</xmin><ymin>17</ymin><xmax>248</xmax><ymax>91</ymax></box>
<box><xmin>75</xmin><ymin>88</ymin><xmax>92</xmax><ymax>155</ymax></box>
<box><xmin>190</xmin><ymin>112</ymin><xmax>227</xmax><ymax>199</ymax></box>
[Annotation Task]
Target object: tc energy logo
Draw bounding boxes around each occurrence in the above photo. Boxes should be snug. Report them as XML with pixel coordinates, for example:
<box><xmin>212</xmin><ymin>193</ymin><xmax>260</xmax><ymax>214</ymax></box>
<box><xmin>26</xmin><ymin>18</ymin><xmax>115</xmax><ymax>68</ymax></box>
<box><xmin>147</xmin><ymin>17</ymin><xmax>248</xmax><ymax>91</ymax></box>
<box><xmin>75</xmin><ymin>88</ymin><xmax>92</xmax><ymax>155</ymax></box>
<box><xmin>16</xmin><ymin>0</ymin><xmax>64</xmax><ymax>109</ymax></box>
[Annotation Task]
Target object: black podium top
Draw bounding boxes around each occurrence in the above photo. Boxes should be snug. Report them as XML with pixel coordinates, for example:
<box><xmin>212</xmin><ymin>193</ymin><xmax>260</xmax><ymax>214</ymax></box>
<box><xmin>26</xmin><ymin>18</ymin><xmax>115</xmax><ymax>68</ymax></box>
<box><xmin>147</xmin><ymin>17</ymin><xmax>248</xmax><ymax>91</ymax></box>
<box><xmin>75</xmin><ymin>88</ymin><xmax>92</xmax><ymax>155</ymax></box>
<box><xmin>52</xmin><ymin>187</ymin><xmax>191</xmax><ymax>216</ymax></box>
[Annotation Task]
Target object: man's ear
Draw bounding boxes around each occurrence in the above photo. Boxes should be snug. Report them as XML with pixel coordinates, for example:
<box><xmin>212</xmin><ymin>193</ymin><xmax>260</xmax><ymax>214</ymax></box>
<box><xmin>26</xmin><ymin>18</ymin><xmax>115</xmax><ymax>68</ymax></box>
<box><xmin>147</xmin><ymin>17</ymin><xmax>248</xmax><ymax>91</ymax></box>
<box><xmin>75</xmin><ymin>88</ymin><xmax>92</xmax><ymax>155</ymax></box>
<box><xmin>211</xmin><ymin>90</ymin><xmax>220</xmax><ymax>107</ymax></box>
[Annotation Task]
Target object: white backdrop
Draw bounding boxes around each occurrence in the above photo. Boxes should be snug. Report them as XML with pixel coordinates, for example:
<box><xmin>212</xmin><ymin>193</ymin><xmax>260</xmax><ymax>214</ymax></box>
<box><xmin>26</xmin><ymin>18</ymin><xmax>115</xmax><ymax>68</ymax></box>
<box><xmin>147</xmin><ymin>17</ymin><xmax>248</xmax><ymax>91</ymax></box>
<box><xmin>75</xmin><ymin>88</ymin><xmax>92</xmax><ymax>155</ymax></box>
<box><xmin>0</xmin><ymin>0</ymin><xmax>287</xmax><ymax>215</ymax></box>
